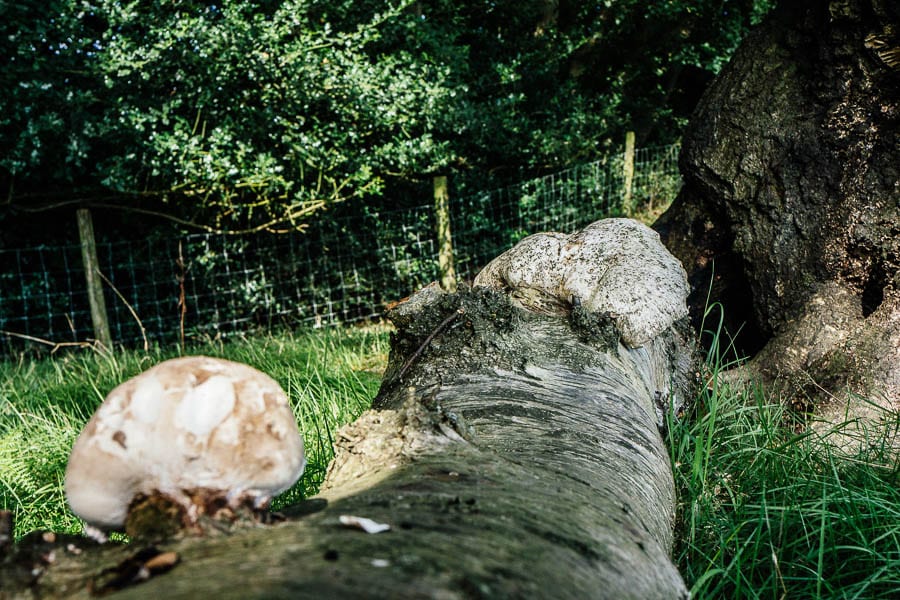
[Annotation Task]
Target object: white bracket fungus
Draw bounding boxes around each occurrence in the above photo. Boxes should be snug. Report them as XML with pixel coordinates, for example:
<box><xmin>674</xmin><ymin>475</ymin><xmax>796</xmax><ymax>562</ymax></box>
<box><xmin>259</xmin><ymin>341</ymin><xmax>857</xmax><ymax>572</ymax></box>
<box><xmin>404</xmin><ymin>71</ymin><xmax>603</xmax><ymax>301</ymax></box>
<box><xmin>474</xmin><ymin>218</ymin><xmax>689</xmax><ymax>348</ymax></box>
<box><xmin>65</xmin><ymin>356</ymin><xmax>305</xmax><ymax>532</ymax></box>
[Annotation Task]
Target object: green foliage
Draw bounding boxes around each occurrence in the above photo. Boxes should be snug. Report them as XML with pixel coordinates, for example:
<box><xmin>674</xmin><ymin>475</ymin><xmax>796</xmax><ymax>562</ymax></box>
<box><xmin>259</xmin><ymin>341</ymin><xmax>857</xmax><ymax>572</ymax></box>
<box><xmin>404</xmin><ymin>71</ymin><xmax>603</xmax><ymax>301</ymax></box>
<box><xmin>0</xmin><ymin>326</ymin><xmax>389</xmax><ymax>538</ymax></box>
<box><xmin>1</xmin><ymin>0</ymin><xmax>453</xmax><ymax>231</ymax></box>
<box><xmin>366</xmin><ymin>0</ymin><xmax>775</xmax><ymax>183</ymax></box>
<box><xmin>2</xmin><ymin>0</ymin><xmax>772</xmax><ymax>232</ymax></box>
<box><xmin>670</xmin><ymin>304</ymin><xmax>900</xmax><ymax>598</ymax></box>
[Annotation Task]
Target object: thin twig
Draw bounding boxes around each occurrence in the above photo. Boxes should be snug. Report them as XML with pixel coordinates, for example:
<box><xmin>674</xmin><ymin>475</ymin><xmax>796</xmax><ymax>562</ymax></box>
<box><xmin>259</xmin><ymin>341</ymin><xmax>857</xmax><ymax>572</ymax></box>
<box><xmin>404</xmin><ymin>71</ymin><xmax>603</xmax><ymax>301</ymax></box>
<box><xmin>0</xmin><ymin>330</ymin><xmax>94</xmax><ymax>354</ymax></box>
<box><xmin>396</xmin><ymin>308</ymin><xmax>465</xmax><ymax>382</ymax></box>
<box><xmin>64</xmin><ymin>313</ymin><xmax>77</xmax><ymax>337</ymax></box>
<box><xmin>97</xmin><ymin>270</ymin><xmax>149</xmax><ymax>352</ymax></box>
<box><xmin>177</xmin><ymin>241</ymin><xmax>187</xmax><ymax>353</ymax></box>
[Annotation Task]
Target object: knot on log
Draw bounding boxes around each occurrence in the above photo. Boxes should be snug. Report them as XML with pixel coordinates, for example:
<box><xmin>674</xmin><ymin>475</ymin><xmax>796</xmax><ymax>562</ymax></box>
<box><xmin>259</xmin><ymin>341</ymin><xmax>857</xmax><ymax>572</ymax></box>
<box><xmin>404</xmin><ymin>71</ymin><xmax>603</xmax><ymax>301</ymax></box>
<box><xmin>322</xmin><ymin>387</ymin><xmax>473</xmax><ymax>500</ymax></box>
<box><xmin>474</xmin><ymin>218</ymin><xmax>689</xmax><ymax>348</ymax></box>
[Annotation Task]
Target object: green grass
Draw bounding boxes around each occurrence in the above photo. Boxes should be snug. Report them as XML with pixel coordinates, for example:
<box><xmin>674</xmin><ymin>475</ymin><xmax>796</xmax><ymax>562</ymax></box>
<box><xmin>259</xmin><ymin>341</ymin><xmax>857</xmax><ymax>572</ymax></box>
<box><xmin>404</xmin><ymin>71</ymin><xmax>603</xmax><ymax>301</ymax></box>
<box><xmin>670</xmin><ymin>304</ymin><xmax>900</xmax><ymax>598</ymax></box>
<box><xmin>4</xmin><ymin>317</ymin><xmax>900</xmax><ymax>598</ymax></box>
<box><xmin>0</xmin><ymin>325</ymin><xmax>390</xmax><ymax>539</ymax></box>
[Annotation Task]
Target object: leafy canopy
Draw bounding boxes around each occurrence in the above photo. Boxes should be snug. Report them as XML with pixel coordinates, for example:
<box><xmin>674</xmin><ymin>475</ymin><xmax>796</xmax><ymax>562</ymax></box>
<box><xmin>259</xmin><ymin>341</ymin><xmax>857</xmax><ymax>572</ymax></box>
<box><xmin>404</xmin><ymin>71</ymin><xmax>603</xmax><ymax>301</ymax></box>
<box><xmin>1</xmin><ymin>0</ymin><xmax>773</xmax><ymax>232</ymax></box>
<box><xmin>1</xmin><ymin>0</ymin><xmax>453</xmax><ymax>232</ymax></box>
<box><xmin>380</xmin><ymin>0</ymin><xmax>775</xmax><ymax>178</ymax></box>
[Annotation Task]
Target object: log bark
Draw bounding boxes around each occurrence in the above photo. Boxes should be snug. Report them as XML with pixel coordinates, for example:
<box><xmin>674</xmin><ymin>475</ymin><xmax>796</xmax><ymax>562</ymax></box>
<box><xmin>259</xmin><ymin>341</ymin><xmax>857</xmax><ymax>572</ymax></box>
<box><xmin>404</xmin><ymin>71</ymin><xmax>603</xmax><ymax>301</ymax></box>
<box><xmin>654</xmin><ymin>0</ymin><xmax>900</xmax><ymax>418</ymax></box>
<box><xmin>2</xmin><ymin>223</ymin><xmax>695</xmax><ymax>599</ymax></box>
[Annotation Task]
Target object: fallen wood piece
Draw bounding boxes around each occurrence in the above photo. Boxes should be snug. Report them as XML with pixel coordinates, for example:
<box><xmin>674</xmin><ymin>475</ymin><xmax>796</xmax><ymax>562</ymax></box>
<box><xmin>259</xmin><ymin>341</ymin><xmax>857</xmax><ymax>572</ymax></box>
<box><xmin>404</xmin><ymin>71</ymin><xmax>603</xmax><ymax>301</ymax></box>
<box><xmin>1</xmin><ymin>218</ymin><xmax>695</xmax><ymax>599</ymax></box>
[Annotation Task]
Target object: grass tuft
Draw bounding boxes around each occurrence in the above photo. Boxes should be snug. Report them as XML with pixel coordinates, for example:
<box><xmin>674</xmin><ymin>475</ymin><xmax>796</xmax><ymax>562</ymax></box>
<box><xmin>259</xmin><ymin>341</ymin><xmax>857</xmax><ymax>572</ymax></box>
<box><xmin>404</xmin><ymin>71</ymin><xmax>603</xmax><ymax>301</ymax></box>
<box><xmin>670</xmin><ymin>304</ymin><xmax>900</xmax><ymax>598</ymax></box>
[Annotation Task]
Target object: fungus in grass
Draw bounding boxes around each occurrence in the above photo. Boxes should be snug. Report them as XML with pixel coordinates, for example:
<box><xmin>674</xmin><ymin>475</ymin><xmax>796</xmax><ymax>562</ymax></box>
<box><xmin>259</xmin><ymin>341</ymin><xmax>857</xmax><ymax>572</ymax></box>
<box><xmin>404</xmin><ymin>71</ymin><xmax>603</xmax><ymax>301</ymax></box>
<box><xmin>64</xmin><ymin>356</ymin><xmax>305</xmax><ymax>536</ymax></box>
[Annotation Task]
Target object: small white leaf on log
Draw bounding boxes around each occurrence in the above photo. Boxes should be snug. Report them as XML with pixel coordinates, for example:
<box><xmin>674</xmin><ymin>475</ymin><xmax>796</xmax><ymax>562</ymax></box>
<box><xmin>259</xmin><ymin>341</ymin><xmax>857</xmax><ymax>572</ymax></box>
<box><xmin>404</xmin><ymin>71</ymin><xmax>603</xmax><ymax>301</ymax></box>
<box><xmin>339</xmin><ymin>515</ymin><xmax>392</xmax><ymax>534</ymax></box>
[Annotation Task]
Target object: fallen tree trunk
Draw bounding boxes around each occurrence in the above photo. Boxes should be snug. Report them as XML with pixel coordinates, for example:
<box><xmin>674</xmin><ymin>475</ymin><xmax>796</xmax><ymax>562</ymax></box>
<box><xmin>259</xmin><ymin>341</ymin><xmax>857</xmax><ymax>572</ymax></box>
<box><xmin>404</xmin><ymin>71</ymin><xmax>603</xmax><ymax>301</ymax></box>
<box><xmin>2</xmin><ymin>221</ymin><xmax>695</xmax><ymax>599</ymax></box>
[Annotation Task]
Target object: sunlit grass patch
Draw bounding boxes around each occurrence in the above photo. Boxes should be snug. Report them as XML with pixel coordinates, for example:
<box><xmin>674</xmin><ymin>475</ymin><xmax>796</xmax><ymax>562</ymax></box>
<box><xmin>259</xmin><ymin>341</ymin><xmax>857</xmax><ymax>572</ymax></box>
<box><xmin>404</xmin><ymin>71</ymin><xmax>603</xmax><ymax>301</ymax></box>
<box><xmin>670</xmin><ymin>304</ymin><xmax>900</xmax><ymax>598</ymax></box>
<box><xmin>0</xmin><ymin>325</ymin><xmax>390</xmax><ymax>539</ymax></box>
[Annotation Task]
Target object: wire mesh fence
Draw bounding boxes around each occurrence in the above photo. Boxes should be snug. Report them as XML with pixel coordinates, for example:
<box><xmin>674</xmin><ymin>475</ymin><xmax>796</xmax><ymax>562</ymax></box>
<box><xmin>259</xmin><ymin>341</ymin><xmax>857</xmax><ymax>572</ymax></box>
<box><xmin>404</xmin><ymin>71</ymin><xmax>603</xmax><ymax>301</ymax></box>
<box><xmin>0</xmin><ymin>142</ymin><xmax>680</xmax><ymax>355</ymax></box>
<box><xmin>451</xmin><ymin>143</ymin><xmax>680</xmax><ymax>279</ymax></box>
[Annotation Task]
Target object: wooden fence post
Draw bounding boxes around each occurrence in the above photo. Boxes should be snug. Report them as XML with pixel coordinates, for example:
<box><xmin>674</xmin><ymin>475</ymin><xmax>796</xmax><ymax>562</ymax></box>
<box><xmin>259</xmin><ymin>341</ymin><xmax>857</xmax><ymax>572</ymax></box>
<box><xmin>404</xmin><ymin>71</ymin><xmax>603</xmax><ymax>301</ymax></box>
<box><xmin>623</xmin><ymin>130</ymin><xmax>636</xmax><ymax>215</ymax></box>
<box><xmin>77</xmin><ymin>208</ymin><xmax>113</xmax><ymax>349</ymax></box>
<box><xmin>434</xmin><ymin>175</ymin><xmax>457</xmax><ymax>292</ymax></box>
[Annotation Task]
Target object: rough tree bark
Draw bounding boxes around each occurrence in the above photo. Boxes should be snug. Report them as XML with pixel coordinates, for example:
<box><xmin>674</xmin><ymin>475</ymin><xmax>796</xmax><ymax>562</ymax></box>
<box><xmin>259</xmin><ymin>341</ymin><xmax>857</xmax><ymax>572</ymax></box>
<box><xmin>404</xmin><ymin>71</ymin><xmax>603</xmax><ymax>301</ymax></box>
<box><xmin>654</xmin><ymin>0</ymin><xmax>900</xmax><ymax>419</ymax></box>
<box><xmin>1</xmin><ymin>220</ymin><xmax>695</xmax><ymax>599</ymax></box>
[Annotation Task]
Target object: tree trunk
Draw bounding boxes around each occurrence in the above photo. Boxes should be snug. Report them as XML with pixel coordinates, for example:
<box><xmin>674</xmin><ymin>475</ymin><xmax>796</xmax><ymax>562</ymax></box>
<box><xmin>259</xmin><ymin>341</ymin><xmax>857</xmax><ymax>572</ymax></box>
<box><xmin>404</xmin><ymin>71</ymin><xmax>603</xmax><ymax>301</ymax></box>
<box><xmin>2</xmin><ymin>222</ymin><xmax>694</xmax><ymax>599</ymax></box>
<box><xmin>654</xmin><ymin>0</ymin><xmax>900</xmax><ymax>419</ymax></box>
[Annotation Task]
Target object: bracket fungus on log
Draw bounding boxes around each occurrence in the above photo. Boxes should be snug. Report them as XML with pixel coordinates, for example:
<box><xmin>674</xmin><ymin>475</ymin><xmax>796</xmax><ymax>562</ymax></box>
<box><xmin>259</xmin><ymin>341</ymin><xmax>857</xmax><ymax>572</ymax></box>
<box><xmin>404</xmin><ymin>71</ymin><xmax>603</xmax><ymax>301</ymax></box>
<box><xmin>64</xmin><ymin>356</ymin><xmax>305</xmax><ymax>535</ymax></box>
<box><xmin>474</xmin><ymin>218</ymin><xmax>689</xmax><ymax>348</ymax></box>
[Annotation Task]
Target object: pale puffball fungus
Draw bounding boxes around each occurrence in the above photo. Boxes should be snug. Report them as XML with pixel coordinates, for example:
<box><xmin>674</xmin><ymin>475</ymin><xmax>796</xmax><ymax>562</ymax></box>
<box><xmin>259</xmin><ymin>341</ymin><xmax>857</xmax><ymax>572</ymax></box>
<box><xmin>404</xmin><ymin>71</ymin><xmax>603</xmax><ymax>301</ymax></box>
<box><xmin>65</xmin><ymin>356</ymin><xmax>305</xmax><ymax>532</ymax></box>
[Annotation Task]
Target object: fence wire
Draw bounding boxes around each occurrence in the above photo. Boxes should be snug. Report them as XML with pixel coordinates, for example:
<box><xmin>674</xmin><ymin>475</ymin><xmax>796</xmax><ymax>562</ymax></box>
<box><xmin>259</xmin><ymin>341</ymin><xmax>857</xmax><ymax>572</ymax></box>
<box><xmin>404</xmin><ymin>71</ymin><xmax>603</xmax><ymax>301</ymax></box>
<box><xmin>0</xmin><ymin>143</ymin><xmax>680</xmax><ymax>355</ymax></box>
